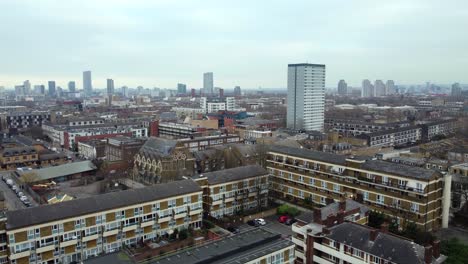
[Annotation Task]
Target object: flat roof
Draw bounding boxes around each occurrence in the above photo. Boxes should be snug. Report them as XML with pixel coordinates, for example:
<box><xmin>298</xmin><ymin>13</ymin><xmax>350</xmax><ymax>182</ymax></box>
<box><xmin>151</xmin><ymin>228</ymin><xmax>293</xmax><ymax>264</ymax></box>
<box><xmin>288</xmin><ymin>63</ymin><xmax>325</xmax><ymax>67</ymax></box>
<box><xmin>6</xmin><ymin>179</ymin><xmax>201</xmax><ymax>230</ymax></box>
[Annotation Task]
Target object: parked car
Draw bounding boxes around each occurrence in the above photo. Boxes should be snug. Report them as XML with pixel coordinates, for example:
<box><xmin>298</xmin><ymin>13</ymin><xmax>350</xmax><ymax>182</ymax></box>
<box><xmin>227</xmin><ymin>226</ymin><xmax>240</xmax><ymax>234</ymax></box>
<box><xmin>6</xmin><ymin>179</ymin><xmax>13</xmax><ymax>186</ymax></box>
<box><xmin>285</xmin><ymin>218</ymin><xmax>296</xmax><ymax>226</ymax></box>
<box><xmin>255</xmin><ymin>218</ymin><xmax>266</xmax><ymax>226</ymax></box>
<box><xmin>11</xmin><ymin>185</ymin><xmax>18</xmax><ymax>191</ymax></box>
<box><xmin>247</xmin><ymin>220</ymin><xmax>260</xmax><ymax>227</ymax></box>
<box><xmin>279</xmin><ymin>215</ymin><xmax>289</xmax><ymax>223</ymax></box>
<box><xmin>2</xmin><ymin>175</ymin><xmax>8</xmax><ymax>182</ymax></box>
<box><xmin>16</xmin><ymin>192</ymin><xmax>24</xmax><ymax>198</ymax></box>
<box><xmin>23</xmin><ymin>200</ymin><xmax>31</xmax><ymax>207</ymax></box>
<box><xmin>15</xmin><ymin>188</ymin><xmax>22</xmax><ymax>194</ymax></box>
<box><xmin>20</xmin><ymin>196</ymin><xmax>28</xmax><ymax>201</ymax></box>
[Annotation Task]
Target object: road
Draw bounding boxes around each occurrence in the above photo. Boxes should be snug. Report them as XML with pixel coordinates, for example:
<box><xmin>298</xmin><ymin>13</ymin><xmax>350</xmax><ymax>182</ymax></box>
<box><xmin>0</xmin><ymin>172</ymin><xmax>38</xmax><ymax>210</ymax></box>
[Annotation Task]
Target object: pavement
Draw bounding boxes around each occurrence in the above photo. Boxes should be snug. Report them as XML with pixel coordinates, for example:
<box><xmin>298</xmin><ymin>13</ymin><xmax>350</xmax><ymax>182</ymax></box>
<box><xmin>237</xmin><ymin>215</ymin><xmax>294</xmax><ymax>238</ymax></box>
<box><xmin>0</xmin><ymin>172</ymin><xmax>38</xmax><ymax>210</ymax></box>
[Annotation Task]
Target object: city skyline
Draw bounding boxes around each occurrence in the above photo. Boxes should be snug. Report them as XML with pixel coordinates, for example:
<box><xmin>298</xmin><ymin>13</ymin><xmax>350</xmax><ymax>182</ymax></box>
<box><xmin>1</xmin><ymin>1</ymin><xmax>467</xmax><ymax>88</ymax></box>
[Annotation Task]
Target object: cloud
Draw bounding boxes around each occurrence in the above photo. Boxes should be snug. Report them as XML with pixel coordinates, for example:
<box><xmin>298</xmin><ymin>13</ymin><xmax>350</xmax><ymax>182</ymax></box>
<box><xmin>0</xmin><ymin>0</ymin><xmax>467</xmax><ymax>88</ymax></box>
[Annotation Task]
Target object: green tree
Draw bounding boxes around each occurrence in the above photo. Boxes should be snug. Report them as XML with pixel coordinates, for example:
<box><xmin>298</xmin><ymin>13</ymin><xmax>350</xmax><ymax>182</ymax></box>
<box><xmin>441</xmin><ymin>238</ymin><xmax>468</xmax><ymax>264</ymax></box>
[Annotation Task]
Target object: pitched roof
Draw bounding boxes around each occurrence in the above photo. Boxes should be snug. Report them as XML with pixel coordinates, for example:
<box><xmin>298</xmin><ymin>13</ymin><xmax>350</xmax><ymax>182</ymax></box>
<box><xmin>328</xmin><ymin>222</ymin><xmax>425</xmax><ymax>264</ymax></box>
<box><xmin>6</xmin><ymin>179</ymin><xmax>201</xmax><ymax>230</ymax></box>
<box><xmin>17</xmin><ymin>161</ymin><xmax>96</xmax><ymax>182</ymax></box>
<box><xmin>202</xmin><ymin>165</ymin><xmax>268</xmax><ymax>185</ymax></box>
<box><xmin>139</xmin><ymin>137</ymin><xmax>178</xmax><ymax>158</ymax></box>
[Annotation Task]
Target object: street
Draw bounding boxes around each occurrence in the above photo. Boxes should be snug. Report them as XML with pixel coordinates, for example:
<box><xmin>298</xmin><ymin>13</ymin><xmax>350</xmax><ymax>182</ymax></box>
<box><xmin>0</xmin><ymin>172</ymin><xmax>38</xmax><ymax>210</ymax></box>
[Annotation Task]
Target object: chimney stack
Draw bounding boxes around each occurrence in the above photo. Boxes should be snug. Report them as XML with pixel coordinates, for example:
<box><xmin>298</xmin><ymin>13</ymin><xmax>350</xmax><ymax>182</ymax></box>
<box><xmin>337</xmin><ymin>211</ymin><xmax>345</xmax><ymax>224</ymax></box>
<box><xmin>369</xmin><ymin>229</ymin><xmax>379</xmax><ymax>241</ymax></box>
<box><xmin>339</xmin><ymin>199</ymin><xmax>346</xmax><ymax>211</ymax></box>
<box><xmin>313</xmin><ymin>208</ymin><xmax>322</xmax><ymax>224</ymax></box>
<box><xmin>380</xmin><ymin>222</ymin><xmax>389</xmax><ymax>233</ymax></box>
<box><xmin>424</xmin><ymin>245</ymin><xmax>433</xmax><ymax>264</ymax></box>
<box><xmin>432</xmin><ymin>240</ymin><xmax>440</xmax><ymax>259</ymax></box>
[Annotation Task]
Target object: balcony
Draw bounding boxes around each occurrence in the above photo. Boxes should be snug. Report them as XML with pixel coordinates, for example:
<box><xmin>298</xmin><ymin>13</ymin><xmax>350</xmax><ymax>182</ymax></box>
<box><xmin>103</xmin><ymin>229</ymin><xmax>119</xmax><ymax>237</ymax></box>
<box><xmin>60</xmin><ymin>239</ymin><xmax>78</xmax><ymax>247</ymax></box>
<box><xmin>82</xmin><ymin>233</ymin><xmax>99</xmax><ymax>242</ymax></box>
<box><xmin>174</xmin><ymin>212</ymin><xmax>187</xmax><ymax>219</ymax></box>
<box><xmin>36</xmin><ymin>244</ymin><xmax>55</xmax><ymax>254</ymax></box>
<box><xmin>158</xmin><ymin>216</ymin><xmax>171</xmax><ymax>223</ymax></box>
<box><xmin>9</xmin><ymin>250</ymin><xmax>31</xmax><ymax>260</ymax></box>
<box><xmin>189</xmin><ymin>208</ymin><xmax>203</xmax><ymax>215</ymax></box>
<box><xmin>122</xmin><ymin>225</ymin><xmax>137</xmax><ymax>232</ymax></box>
<box><xmin>292</xmin><ymin>236</ymin><xmax>305</xmax><ymax>247</ymax></box>
<box><xmin>141</xmin><ymin>220</ymin><xmax>155</xmax><ymax>228</ymax></box>
<box><xmin>295</xmin><ymin>249</ymin><xmax>305</xmax><ymax>260</ymax></box>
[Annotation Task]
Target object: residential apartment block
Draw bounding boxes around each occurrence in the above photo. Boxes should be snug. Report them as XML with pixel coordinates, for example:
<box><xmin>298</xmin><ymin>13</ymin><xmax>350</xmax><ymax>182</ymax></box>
<box><xmin>195</xmin><ymin>165</ymin><xmax>269</xmax><ymax>219</ymax></box>
<box><xmin>267</xmin><ymin>145</ymin><xmax>446</xmax><ymax>231</ymax></box>
<box><xmin>292</xmin><ymin>221</ymin><xmax>446</xmax><ymax>264</ymax></box>
<box><xmin>362</xmin><ymin>126</ymin><xmax>422</xmax><ymax>147</ymax></box>
<box><xmin>3</xmin><ymin>180</ymin><xmax>203</xmax><ymax>264</ymax></box>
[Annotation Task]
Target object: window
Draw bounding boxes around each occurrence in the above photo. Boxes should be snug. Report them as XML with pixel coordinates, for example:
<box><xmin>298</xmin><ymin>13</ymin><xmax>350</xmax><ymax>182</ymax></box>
<box><xmin>298</xmin><ymin>190</ymin><xmax>304</xmax><ymax>198</ymax></box>
<box><xmin>333</xmin><ymin>184</ymin><xmax>340</xmax><ymax>192</ymax></box>
<box><xmin>288</xmin><ymin>173</ymin><xmax>293</xmax><ymax>180</ymax></box>
<box><xmin>376</xmin><ymin>195</ymin><xmax>384</xmax><ymax>204</ymax></box>
<box><xmin>288</xmin><ymin>187</ymin><xmax>293</xmax><ymax>194</ymax></box>
<box><xmin>416</xmin><ymin>183</ymin><xmax>423</xmax><ymax>192</ymax></box>
<box><xmin>411</xmin><ymin>203</ymin><xmax>419</xmax><ymax>213</ymax></box>
<box><xmin>322</xmin><ymin>181</ymin><xmax>327</xmax><ymax>189</ymax></box>
<box><xmin>320</xmin><ymin>196</ymin><xmax>326</xmax><ymax>204</ymax></box>
<box><xmin>309</xmin><ymin>178</ymin><xmax>315</xmax><ymax>185</ymax></box>
<box><xmin>363</xmin><ymin>192</ymin><xmax>369</xmax><ymax>201</ymax></box>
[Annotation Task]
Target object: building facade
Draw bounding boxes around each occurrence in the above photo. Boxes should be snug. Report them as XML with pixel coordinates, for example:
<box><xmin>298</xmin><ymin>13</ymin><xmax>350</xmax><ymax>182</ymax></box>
<box><xmin>203</xmin><ymin>72</ymin><xmax>214</xmax><ymax>95</ymax></box>
<box><xmin>267</xmin><ymin>145</ymin><xmax>446</xmax><ymax>231</ymax></box>
<box><xmin>286</xmin><ymin>63</ymin><xmax>325</xmax><ymax>132</ymax></box>
<box><xmin>195</xmin><ymin>165</ymin><xmax>269</xmax><ymax>219</ymax></box>
<box><xmin>3</xmin><ymin>180</ymin><xmax>203</xmax><ymax>264</ymax></box>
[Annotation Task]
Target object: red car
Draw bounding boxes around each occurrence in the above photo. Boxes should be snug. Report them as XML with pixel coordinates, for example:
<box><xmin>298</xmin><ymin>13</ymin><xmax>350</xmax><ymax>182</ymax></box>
<box><xmin>279</xmin><ymin>215</ymin><xmax>290</xmax><ymax>223</ymax></box>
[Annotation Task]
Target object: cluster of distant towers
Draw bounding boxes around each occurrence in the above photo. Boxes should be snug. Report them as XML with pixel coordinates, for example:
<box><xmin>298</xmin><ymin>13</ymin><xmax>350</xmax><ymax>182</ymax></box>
<box><xmin>337</xmin><ymin>79</ymin><xmax>396</xmax><ymax>97</ymax></box>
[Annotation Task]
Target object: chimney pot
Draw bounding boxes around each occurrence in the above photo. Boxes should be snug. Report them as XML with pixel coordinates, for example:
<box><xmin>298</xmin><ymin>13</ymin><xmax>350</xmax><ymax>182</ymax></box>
<box><xmin>380</xmin><ymin>222</ymin><xmax>389</xmax><ymax>233</ymax></box>
<box><xmin>432</xmin><ymin>240</ymin><xmax>441</xmax><ymax>259</ymax></box>
<box><xmin>424</xmin><ymin>245</ymin><xmax>433</xmax><ymax>264</ymax></box>
<box><xmin>370</xmin><ymin>229</ymin><xmax>379</xmax><ymax>241</ymax></box>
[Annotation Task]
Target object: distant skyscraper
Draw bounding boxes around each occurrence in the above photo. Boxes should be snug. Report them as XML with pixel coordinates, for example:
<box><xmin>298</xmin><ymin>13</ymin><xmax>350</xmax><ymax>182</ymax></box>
<box><xmin>121</xmin><ymin>86</ymin><xmax>129</xmax><ymax>97</ymax></box>
<box><xmin>337</xmin><ymin>80</ymin><xmax>348</xmax><ymax>95</ymax></box>
<box><xmin>451</xmin><ymin>83</ymin><xmax>462</xmax><ymax>96</ymax></box>
<box><xmin>374</xmin><ymin>80</ymin><xmax>386</xmax><ymax>96</ymax></box>
<box><xmin>107</xmin><ymin>79</ymin><xmax>115</xmax><ymax>95</ymax></box>
<box><xmin>362</xmin><ymin>79</ymin><xmax>374</xmax><ymax>97</ymax></box>
<box><xmin>286</xmin><ymin>63</ymin><xmax>325</xmax><ymax>132</ymax></box>
<box><xmin>177</xmin><ymin>83</ymin><xmax>187</xmax><ymax>94</ymax></box>
<box><xmin>234</xmin><ymin>86</ymin><xmax>241</xmax><ymax>96</ymax></box>
<box><xmin>83</xmin><ymin>71</ymin><xmax>92</xmax><ymax>94</ymax></box>
<box><xmin>203</xmin><ymin>72</ymin><xmax>214</xmax><ymax>95</ymax></box>
<box><xmin>48</xmin><ymin>81</ymin><xmax>56</xmax><ymax>97</ymax></box>
<box><xmin>68</xmin><ymin>81</ymin><xmax>76</xmax><ymax>93</ymax></box>
<box><xmin>386</xmin><ymin>80</ymin><xmax>396</xmax><ymax>95</ymax></box>
<box><xmin>34</xmin><ymin>85</ymin><xmax>45</xmax><ymax>95</ymax></box>
<box><xmin>23</xmin><ymin>80</ymin><xmax>31</xmax><ymax>95</ymax></box>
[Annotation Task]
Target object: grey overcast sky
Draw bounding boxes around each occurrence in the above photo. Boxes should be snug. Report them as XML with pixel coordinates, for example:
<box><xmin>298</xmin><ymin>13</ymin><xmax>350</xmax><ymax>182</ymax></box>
<box><xmin>0</xmin><ymin>0</ymin><xmax>467</xmax><ymax>89</ymax></box>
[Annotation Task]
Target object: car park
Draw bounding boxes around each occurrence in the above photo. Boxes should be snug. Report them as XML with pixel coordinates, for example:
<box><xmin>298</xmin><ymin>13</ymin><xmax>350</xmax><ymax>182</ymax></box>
<box><xmin>247</xmin><ymin>220</ymin><xmax>260</xmax><ymax>227</ymax></box>
<box><xmin>227</xmin><ymin>226</ymin><xmax>240</xmax><ymax>234</ymax></box>
<box><xmin>255</xmin><ymin>218</ymin><xmax>266</xmax><ymax>226</ymax></box>
<box><xmin>278</xmin><ymin>215</ymin><xmax>289</xmax><ymax>223</ymax></box>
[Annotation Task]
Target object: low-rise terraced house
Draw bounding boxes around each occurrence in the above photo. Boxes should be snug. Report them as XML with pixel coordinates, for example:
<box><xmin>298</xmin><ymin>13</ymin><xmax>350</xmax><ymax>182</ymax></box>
<box><xmin>267</xmin><ymin>145</ymin><xmax>447</xmax><ymax>231</ymax></box>
<box><xmin>3</xmin><ymin>180</ymin><xmax>203</xmax><ymax>264</ymax></box>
